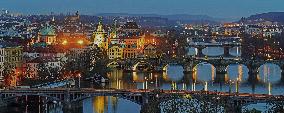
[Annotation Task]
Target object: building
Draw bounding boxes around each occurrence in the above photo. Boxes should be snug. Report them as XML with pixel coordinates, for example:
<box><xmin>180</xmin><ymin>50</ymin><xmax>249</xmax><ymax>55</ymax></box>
<box><xmin>36</xmin><ymin>25</ymin><xmax>57</xmax><ymax>45</ymax></box>
<box><xmin>93</xmin><ymin>17</ymin><xmax>107</xmax><ymax>49</ymax></box>
<box><xmin>4</xmin><ymin>46</ymin><xmax>23</xmax><ymax>72</ymax></box>
<box><xmin>122</xmin><ymin>37</ymin><xmax>141</xmax><ymax>59</ymax></box>
<box><xmin>122</xmin><ymin>21</ymin><xmax>140</xmax><ymax>37</ymax></box>
<box><xmin>108</xmin><ymin>44</ymin><xmax>123</xmax><ymax>59</ymax></box>
<box><xmin>0</xmin><ymin>46</ymin><xmax>4</xmax><ymax>82</ymax></box>
<box><xmin>25</xmin><ymin>57</ymin><xmax>62</xmax><ymax>79</ymax></box>
<box><xmin>143</xmin><ymin>44</ymin><xmax>157</xmax><ymax>58</ymax></box>
<box><xmin>67</xmin><ymin>46</ymin><xmax>91</xmax><ymax>71</ymax></box>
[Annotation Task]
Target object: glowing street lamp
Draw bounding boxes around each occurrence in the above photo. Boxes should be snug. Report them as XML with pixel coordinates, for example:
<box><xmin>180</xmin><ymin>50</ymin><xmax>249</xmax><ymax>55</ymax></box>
<box><xmin>78</xmin><ymin>73</ymin><xmax>81</xmax><ymax>88</ymax></box>
<box><xmin>62</xmin><ymin>40</ymin><xmax>67</xmax><ymax>45</ymax></box>
<box><xmin>77</xmin><ymin>40</ymin><xmax>84</xmax><ymax>45</ymax></box>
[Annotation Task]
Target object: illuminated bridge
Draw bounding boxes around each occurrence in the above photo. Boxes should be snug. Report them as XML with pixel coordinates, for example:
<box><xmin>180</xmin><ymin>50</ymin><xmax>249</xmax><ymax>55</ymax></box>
<box><xmin>107</xmin><ymin>57</ymin><xmax>284</xmax><ymax>84</ymax></box>
<box><xmin>0</xmin><ymin>88</ymin><xmax>284</xmax><ymax>112</ymax></box>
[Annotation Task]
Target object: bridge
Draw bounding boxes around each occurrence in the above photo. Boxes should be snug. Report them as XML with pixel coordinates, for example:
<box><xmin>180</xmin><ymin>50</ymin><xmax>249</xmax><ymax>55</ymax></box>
<box><xmin>187</xmin><ymin>37</ymin><xmax>241</xmax><ymax>57</ymax></box>
<box><xmin>1</xmin><ymin>88</ymin><xmax>284</xmax><ymax>113</ymax></box>
<box><xmin>107</xmin><ymin>57</ymin><xmax>284</xmax><ymax>82</ymax></box>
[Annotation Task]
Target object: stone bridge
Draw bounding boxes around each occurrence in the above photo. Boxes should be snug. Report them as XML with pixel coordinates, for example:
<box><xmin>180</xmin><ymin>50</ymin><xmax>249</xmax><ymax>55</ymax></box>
<box><xmin>1</xmin><ymin>88</ymin><xmax>284</xmax><ymax>113</ymax></box>
<box><xmin>107</xmin><ymin>57</ymin><xmax>284</xmax><ymax>83</ymax></box>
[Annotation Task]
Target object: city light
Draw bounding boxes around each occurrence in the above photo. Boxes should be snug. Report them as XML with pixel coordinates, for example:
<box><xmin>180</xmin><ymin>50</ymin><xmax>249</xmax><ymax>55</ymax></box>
<box><xmin>77</xmin><ymin>40</ymin><xmax>83</xmax><ymax>45</ymax></box>
<box><xmin>1</xmin><ymin>5</ymin><xmax>284</xmax><ymax>113</ymax></box>
<box><xmin>62</xmin><ymin>40</ymin><xmax>67</xmax><ymax>45</ymax></box>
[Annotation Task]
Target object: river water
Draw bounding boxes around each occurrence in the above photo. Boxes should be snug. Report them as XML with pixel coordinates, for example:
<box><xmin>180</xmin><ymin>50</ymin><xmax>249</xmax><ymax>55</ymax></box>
<box><xmin>3</xmin><ymin>47</ymin><xmax>284</xmax><ymax>113</ymax></box>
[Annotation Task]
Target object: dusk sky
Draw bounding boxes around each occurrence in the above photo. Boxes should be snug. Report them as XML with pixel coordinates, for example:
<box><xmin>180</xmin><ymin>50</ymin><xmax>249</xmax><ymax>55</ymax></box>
<box><xmin>1</xmin><ymin>0</ymin><xmax>284</xmax><ymax>18</ymax></box>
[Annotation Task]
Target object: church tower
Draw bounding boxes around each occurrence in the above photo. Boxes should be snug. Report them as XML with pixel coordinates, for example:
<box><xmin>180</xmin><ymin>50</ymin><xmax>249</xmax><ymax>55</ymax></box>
<box><xmin>110</xmin><ymin>19</ymin><xmax>118</xmax><ymax>39</ymax></box>
<box><xmin>93</xmin><ymin>17</ymin><xmax>107</xmax><ymax>49</ymax></box>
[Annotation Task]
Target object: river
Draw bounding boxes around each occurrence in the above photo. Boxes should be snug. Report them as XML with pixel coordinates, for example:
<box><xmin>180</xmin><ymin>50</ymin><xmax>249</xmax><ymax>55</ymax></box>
<box><xmin>2</xmin><ymin>47</ymin><xmax>283</xmax><ymax>113</ymax></box>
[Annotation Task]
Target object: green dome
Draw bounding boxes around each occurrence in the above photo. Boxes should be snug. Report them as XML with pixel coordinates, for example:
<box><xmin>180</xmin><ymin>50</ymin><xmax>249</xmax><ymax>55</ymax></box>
<box><xmin>40</xmin><ymin>25</ymin><xmax>56</xmax><ymax>36</ymax></box>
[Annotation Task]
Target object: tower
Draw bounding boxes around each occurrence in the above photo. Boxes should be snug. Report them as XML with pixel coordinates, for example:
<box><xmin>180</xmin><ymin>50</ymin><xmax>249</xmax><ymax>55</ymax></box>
<box><xmin>110</xmin><ymin>19</ymin><xmax>118</xmax><ymax>39</ymax></box>
<box><xmin>93</xmin><ymin>17</ymin><xmax>107</xmax><ymax>49</ymax></box>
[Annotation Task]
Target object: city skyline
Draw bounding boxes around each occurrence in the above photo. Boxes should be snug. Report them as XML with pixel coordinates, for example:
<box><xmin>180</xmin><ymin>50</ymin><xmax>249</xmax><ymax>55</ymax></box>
<box><xmin>1</xmin><ymin>0</ymin><xmax>284</xmax><ymax>19</ymax></box>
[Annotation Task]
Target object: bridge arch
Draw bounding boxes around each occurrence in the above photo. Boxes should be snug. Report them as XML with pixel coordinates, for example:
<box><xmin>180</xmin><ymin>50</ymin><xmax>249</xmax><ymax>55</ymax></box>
<box><xmin>192</xmin><ymin>61</ymin><xmax>216</xmax><ymax>82</ymax></box>
<box><xmin>107</xmin><ymin>61</ymin><xmax>120</xmax><ymax>68</ymax></box>
<box><xmin>202</xmin><ymin>47</ymin><xmax>224</xmax><ymax>57</ymax></box>
<box><xmin>226</xmin><ymin>63</ymin><xmax>249</xmax><ymax>82</ymax></box>
<box><xmin>0</xmin><ymin>90</ymin><xmax>146</xmax><ymax>106</ymax></box>
<box><xmin>65</xmin><ymin>93</ymin><xmax>144</xmax><ymax>105</ymax></box>
<box><xmin>258</xmin><ymin>63</ymin><xmax>281</xmax><ymax>83</ymax></box>
<box><xmin>132</xmin><ymin>60</ymin><xmax>152</xmax><ymax>71</ymax></box>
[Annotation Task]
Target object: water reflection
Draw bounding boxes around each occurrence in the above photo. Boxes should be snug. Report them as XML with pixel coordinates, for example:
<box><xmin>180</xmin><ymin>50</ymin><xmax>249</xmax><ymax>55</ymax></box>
<box><xmin>3</xmin><ymin>63</ymin><xmax>284</xmax><ymax>113</ymax></box>
<box><xmin>187</xmin><ymin>47</ymin><xmax>241</xmax><ymax>56</ymax></box>
<box><xmin>86</xmin><ymin>96</ymin><xmax>140</xmax><ymax>113</ymax></box>
<box><xmin>258</xmin><ymin>63</ymin><xmax>281</xmax><ymax>83</ymax></box>
<box><xmin>202</xmin><ymin>47</ymin><xmax>224</xmax><ymax>56</ymax></box>
<box><xmin>105</xmin><ymin>62</ymin><xmax>282</xmax><ymax>95</ymax></box>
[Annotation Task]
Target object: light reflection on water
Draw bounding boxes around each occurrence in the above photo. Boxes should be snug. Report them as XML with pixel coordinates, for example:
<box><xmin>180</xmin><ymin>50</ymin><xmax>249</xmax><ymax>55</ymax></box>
<box><xmin>82</xmin><ymin>96</ymin><xmax>140</xmax><ymax>113</ymax></box>
<box><xmin>35</xmin><ymin>63</ymin><xmax>284</xmax><ymax>113</ymax></box>
<box><xmin>187</xmin><ymin>47</ymin><xmax>241</xmax><ymax>56</ymax></box>
<box><xmin>51</xmin><ymin>47</ymin><xmax>282</xmax><ymax>113</ymax></box>
<box><xmin>7</xmin><ymin>48</ymin><xmax>284</xmax><ymax>113</ymax></box>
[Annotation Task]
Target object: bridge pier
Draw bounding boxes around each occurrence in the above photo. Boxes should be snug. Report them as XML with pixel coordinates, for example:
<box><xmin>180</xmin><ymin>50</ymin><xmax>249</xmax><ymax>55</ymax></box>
<box><xmin>196</xmin><ymin>46</ymin><xmax>205</xmax><ymax>57</ymax></box>
<box><xmin>63</xmin><ymin>89</ymin><xmax>72</xmax><ymax>109</ymax></box>
<box><xmin>248</xmin><ymin>66</ymin><xmax>259</xmax><ymax>84</ymax></box>
<box><xmin>247</xmin><ymin>64</ymin><xmax>259</xmax><ymax>94</ymax></box>
<box><xmin>0</xmin><ymin>99</ymin><xmax>7</xmax><ymax>107</ymax></box>
<box><xmin>215</xmin><ymin>65</ymin><xmax>227</xmax><ymax>83</ymax></box>
<box><xmin>183</xmin><ymin>62</ymin><xmax>195</xmax><ymax>83</ymax></box>
<box><xmin>223</xmin><ymin>45</ymin><xmax>231</xmax><ymax>57</ymax></box>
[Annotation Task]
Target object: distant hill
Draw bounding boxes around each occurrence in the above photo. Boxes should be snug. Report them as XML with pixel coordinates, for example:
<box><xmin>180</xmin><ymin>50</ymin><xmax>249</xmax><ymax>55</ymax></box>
<box><xmin>97</xmin><ymin>13</ymin><xmax>234</xmax><ymax>24</ymax></box>
<box><xmin>244</xmin><ymin>12</ymin><xmax>284</xmax><ymax>24</ymax></box>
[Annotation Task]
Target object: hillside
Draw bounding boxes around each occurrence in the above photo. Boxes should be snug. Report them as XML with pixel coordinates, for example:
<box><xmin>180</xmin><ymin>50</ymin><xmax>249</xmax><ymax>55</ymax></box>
<box><xmin>244</xmin><ymin>12</ymin><xmax>284</xmax><ymax>24</ymax></box>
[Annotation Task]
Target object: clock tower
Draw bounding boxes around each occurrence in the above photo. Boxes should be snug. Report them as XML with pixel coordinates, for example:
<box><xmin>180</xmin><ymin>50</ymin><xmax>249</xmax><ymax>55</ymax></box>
<box><xmin>93</xmin><ymin>17</ymin><xmax>107</xmax><ymax>49</ymax></box>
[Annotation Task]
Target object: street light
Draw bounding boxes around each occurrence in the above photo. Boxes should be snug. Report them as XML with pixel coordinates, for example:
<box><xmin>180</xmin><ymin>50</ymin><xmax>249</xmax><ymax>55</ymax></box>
<box><xmin>154</xmin><ymin>74</ymin><xmax>158</xmax><ymax>88</ymax></box>
<box><xmin>236</xmin><ymin>77</ymin><xmax>240</xmax><ymax>93</ymax></box>
<box><xmin>144</xmin><ymin>77</ymin><xmax>148</xmax><ymax>90</ymax></box>
<box><xmin>62</xmin><ymin>40</ymin><xmax>67</xmax><ymax>45</ymax></box>
<box><xmin>77</xmin><ymin>40</ymin><xmax>83</xmax><ymax>45</ymax></box>
<box><xmin>78</xmin><ymin>73</ymin><xmax>81</xmax><ymax>88</ymax></box>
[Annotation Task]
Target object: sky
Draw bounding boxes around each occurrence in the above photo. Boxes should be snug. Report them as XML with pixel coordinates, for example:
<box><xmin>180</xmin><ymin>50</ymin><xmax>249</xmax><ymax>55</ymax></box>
<box><xmin>1</xmin><ymin>0</ymin><xmax>284</xmax><ymax>19</ymax></box>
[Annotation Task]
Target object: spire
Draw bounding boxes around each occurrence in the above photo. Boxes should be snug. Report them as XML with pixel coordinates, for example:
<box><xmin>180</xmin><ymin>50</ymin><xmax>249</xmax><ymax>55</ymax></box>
<box><xmin>98</xmin><ymin>16</ymin><xmax>103</xmax><ymax>25</ymax></box>
<box><xmin>97</xmin><ymin>16</ymin><xmax>104</xmax><ymax>32</ymax></box>
<box><xmin>52</xmin><ymin>16</ymin><xmax>55</xmax><ymax>22</ymax></box>
<box><xmin>112</xmin><ymin>19</ymin><xmax>117</xmax><ymax>33</ymax></box>
<box><xmin>76</xmin><ymin>11</ymin><xmax>79</xmax><ymax>17</ymax></box>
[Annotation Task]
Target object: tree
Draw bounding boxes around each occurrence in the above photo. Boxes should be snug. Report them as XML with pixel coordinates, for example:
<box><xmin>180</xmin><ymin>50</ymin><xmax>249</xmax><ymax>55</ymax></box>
<box><xmin>37</xmin><ymin>63</ymin><xmax>61</xmax><ymax>81</ymax></box>
<box><xmin>160</xmin><ymin>94</ymin><xmax>224</xmax><ymax>113</ymax></box>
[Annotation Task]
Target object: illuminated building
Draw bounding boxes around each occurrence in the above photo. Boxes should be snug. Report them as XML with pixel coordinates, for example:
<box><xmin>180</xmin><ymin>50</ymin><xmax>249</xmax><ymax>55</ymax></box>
<box><xmin>0</xmin><ymin>45</ymin><xmax>23</xmax><ymax>85</ymax></box>
<box><xmin>4</xmin><ymin>46</ymin><xmax>23</xmax><ymax>71</ymax></box>
<box><xmin>143</xmin><ymin>44</ymin><xmax>157</xmax><ymax>58</ymax></box>
<box><xmin>93</xmin><ymin>17</ymin><xmax>107</xmax><ymax>49</ymax></box>
<box><xmin>62</xmin><ymin>11</ymin><xmax>84</xmax><ymax>35</ymax></box>
<box><xmin>25</xmin><ymin>57</ymin><xmax>62</xmax><ymax>79</ymax></box>
<box><xmin>37</xmin><ymin>25</ymin><xmax>57</xmax><ymax>45</ymax></box>
<box><xmin>123</xmin><ymin>37</ymin><xmax>140</xmax><ymax>59</ymax></box>
<box><xmin>107</xmin><ymin>44</ymin><xmax>123</xmax><ymax>59</ymax></box>
<box><xmin>122</xmin><ymin>21</ymin><xmax>140</xmax><ymax>37</ymax></box>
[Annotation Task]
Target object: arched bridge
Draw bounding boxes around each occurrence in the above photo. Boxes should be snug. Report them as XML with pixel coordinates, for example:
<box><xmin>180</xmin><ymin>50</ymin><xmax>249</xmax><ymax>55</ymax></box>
<box><xmin>1</xmin><ymin>88</ymin><xmax>284</xmax><ymax>111</ymax></box>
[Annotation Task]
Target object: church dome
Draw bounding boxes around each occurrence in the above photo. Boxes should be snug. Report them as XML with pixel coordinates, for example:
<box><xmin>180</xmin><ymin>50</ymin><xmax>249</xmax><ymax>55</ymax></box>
<box><xmin>40</xmin><ymin>25</ymin><xmax>56</xmax><ymax>36</ymax></box>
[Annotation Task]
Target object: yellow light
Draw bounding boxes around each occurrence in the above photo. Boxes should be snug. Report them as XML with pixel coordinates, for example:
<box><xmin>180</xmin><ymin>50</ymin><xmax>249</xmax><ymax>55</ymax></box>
<box><xmin>77</xmin><ymin>40</ymin><xmax>83</xmax><ymax>45</ymax></box>
<box><xmin>62</xmin><ymin>40</ymin><xmax>67</xmax><ymax>45</ymax></box>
